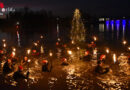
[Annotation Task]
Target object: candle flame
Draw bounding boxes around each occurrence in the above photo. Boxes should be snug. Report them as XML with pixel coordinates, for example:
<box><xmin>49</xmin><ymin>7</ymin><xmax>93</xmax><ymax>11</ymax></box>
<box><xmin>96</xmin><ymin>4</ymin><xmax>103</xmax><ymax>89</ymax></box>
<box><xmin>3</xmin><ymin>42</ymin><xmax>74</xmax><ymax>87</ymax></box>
<box><xmin>68</xmin><ymin>50</ymin><xmax>72</xmax><ymax>55</ymax></box>
<box><xmin>106</xmin><ymin>48</ymin><xmax>109</xmax><ymax>53</ymax></box>
<box><xmin>49</xmin><ymin>52</ymin><xmax>53</xmax><ymax>57</ymax></box>
<box><xmin>113</xmin><ymin>54</ymin><xmax>116</xmax><ymax>63</ymax></box>
<box><xmin>123</xmin><ymin>40</ymin><xmax>127</xmax><ymax>45</ymax></box>
<box><xmin>27</xmin><ymin>49</ymin><xmax>31</xmax><ymax>55</ymax></box>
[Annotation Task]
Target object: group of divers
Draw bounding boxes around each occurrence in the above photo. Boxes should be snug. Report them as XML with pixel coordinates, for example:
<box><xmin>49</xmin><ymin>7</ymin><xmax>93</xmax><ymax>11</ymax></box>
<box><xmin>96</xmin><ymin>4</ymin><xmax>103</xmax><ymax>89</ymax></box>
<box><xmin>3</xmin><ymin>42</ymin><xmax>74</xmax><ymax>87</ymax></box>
<box><xmin>0</xmin><ymin>42</ymin><xmax>130</xmax><ymax>83</ymax></box>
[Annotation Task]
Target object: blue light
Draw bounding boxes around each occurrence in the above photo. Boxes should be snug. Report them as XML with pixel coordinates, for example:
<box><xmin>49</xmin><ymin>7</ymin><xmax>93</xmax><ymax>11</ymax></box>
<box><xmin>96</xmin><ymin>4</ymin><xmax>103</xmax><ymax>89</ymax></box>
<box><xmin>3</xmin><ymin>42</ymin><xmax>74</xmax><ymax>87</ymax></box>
<box><xmin>116</xmin><ymin>20</ymin><xmax>120</xmax><ymax>24</ymax></box>
<box><xmin>129</xmin><ymin>20</ymin><xmax>130</xmax><ymax>24</ymax></box>
<box><xmin>111</xmin><ymin>20</ymin><xmax>114</xmax><ymax>25</ymax></box>
<box><xmin>122</xmin><ymin>20</ymin><xmax>126</xmax><ymax>25</ymax></box>
<box><xmin>106</xmin><ymin>20</ymin><xmax>109</xmax><ymax>25</ymax></box>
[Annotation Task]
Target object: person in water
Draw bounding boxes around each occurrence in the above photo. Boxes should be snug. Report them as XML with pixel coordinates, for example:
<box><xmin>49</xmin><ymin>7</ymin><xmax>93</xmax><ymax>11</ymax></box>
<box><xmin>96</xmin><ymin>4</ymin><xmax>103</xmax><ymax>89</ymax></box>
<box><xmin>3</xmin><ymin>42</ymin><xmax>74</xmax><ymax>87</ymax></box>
<box><xmin>21</xmin><ymin>56</ymin><xmax>28</xmax><ymax>65</ymax></box>
<box><xmin>95</xmin><ymin>61</ymin><xmax>109</xmax><ymax>74</ymax></box>
<box><xmin>61</xmin><ymin>58</ymin><xmax>69</xmax><ymax>66</ymax></box>
<box><xmin>82</xmin><ymin>51</ymin><xmax>92</xmax><ymax>61</ymax></box>
<box><xmin>13</xmin><ymin>65</ymin><xmax>29</xmax><ymax>81</ymax></box>
<box><xmin>3</xmin><ymin>59</ymin><xmax>14</xmax><ymax>75</ymax></box>
<box><xmin>42</xmin><ymin>60</ymin><xmax>49</xmax><ymax>72</ymax></box>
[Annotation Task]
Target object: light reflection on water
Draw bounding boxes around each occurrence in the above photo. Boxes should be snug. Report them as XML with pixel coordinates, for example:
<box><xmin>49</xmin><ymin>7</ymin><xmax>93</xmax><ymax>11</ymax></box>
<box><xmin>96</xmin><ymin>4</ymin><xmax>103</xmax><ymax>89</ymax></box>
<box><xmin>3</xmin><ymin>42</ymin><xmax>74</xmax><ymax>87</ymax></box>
<box><xmin>0</xmin><ymin>48</ymin><xmax>129</xmax><ymax>89</ymax></box>
<box><xmin>99</xmin><ymin>20</ymin><xmax>130</xmax><ymax>42</ymax></box>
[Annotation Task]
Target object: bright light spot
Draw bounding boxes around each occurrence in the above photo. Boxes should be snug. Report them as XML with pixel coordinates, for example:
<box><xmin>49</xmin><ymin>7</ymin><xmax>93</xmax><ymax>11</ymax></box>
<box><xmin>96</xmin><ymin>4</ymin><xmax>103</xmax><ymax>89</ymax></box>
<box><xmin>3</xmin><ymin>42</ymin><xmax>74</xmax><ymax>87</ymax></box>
<box><xmin>13</xmin><ymin>48</ymin><xmax>16</xmax><ymax>52</ymax></box>
<box><xmin>12</xmin><ymin>52</ymin><xmax>15</xmax><ymax>57</ymax></box>
<box><xmin>71</xmin><ymin>41</ymin><xmax>74</xmax><ymax>44</ymax></box>
<box><xmin>57</xmin><ymin>38</ymin><xmax>60</xmax><ymax>41</ymax></box>
<box><xmin>1</xmin><ymin>8</ymin><xmax>5</xmax><ymax>12</ymax></box>
<box><xmin>27</xmin><ymin>49</ymin><xmax>31</xmax><ymax>55</ymax></box>
<box><xmin>3</xmin><ymin>43</ymin><xmax>6</xmax><ymax>48</ymax></box>
<box><xmin>106</xmin><ymin>48</ymin><xmax>109</xmax><ymax>54</ymax></box>
<box><xmin>93</xmin><ymin>36</ymin><xmax>97</xmax><ymax>41</ymax></box>
<box><xmin>16</xmin><ymin>21</ymin><xmax>20</xmax><ymax>25</ymax></box>
<box><xmin>123</xmin><ymin>40</ymin><xmax>127</xmax><ymax>45</ymax></box>
<box><xmin>128</xmin><ymin>47</ymin><xmax>130</xmax><ymax>51</ymax></box>
<box><xmin>28</xmin><ymin>59</ymin><xmax>31</xmax><ymax>63</ymax></box>
<box><xmin>113</xmin><ymin>54</ymin><xmax>116</xmax><ymax>63</ymax></box>
<box><xmin>68</xmin><ymin>50</ymin><xmax>72</xmax><ymax>55</ymax></box>
<box><xmin>40</xmin><ymin>35</ymin><xmax>43</xmax><ymax>39</ymax></box>
<box><xmin>34</xmin><ymin>43</ymin><xmax>38</xmax><ymax>46</ymax></box>
<box><xmin>49</xmin><ymin>52</ymin><xmax>53</xmax><ymax>57</ymax></box>
<box><xmin>77</xmin><ymin>47</ymin><xmax>80</xmax><ymax>50</ymax></box>
<box><xmin>2</xmin><ymin>39</ymin><xmax>6</xmax><ymax>42</ymax></box>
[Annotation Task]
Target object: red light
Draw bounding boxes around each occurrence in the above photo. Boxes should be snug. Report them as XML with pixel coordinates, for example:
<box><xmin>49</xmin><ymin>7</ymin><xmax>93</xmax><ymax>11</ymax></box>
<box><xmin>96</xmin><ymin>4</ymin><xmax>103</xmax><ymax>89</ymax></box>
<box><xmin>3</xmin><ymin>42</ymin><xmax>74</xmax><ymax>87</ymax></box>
<box><xmin>16</xmin><ymin>25</ymin><xmax>19</xmax><ymax>29</ymax></box>
<box><xmin>0</xmin><ymin>2</ymin><xmax>4</xmax><ymax>8</ymax></box>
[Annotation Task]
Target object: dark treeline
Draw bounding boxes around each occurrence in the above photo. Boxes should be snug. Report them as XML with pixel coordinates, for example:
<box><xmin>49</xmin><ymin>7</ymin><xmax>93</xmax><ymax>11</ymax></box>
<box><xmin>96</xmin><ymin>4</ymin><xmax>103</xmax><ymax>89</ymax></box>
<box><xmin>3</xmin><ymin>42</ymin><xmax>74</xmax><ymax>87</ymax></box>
<box><xmin>0</xmin><ymin>7</ymin><xmax>98</xmax><ymax>45</ymax></box>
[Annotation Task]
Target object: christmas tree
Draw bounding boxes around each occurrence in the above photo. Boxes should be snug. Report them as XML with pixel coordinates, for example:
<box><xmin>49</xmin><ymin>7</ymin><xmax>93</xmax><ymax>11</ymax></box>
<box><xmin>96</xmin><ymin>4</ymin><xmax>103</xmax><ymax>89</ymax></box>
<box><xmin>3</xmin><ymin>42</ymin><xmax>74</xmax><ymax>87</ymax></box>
<box><xmin>70</xmin><ymin>9</ymin><xmax>86</xmax><ymax>45</ymax></box>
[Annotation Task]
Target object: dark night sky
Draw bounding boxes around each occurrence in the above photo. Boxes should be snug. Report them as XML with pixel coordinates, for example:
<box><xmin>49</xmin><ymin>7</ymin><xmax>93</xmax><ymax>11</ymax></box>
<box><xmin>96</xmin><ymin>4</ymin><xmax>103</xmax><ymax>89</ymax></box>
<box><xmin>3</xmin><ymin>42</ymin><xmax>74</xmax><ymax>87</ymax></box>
<box><xmin>1</xmin><ymin>0</ymin><xmax>130</xmax><ymax>16</ymax></box>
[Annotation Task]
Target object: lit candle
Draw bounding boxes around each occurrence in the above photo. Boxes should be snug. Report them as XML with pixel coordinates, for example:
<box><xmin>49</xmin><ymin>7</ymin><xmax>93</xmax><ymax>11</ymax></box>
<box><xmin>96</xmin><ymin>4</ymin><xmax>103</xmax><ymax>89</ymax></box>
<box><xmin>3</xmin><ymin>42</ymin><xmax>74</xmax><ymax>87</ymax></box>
<box><xmin>68</xmin><ymin>50</ymin><xmax>72</xmax><ymax>55</ymax></box>
<box><xmin>128</xmin><ymin>47</ymin><xmax>130</xmax><ymax>51</ymax></box>
<box><xmin>93</xmin><ymin>48</ymin><xmax>97</xmax><ymax>55</ymax></box>
<box><xmin>40</xmin><ymin>35</ymin><xmax>43</xmax><ymax>39</ymax></box>
<box><xmin>77</xmin><ymin>47</ymin><xmax>80</xmax><ymax>50</ymax></box>
<box><xmin>27</xmin><ymin>49</ymin><xmax>31</xmax><ymax>55</ymax></box>
<box><xmin>71</xmin><ymin>41</ymin><xmax>74</xmax><ymax>44</ymax></box>
<box><xmin>123</xmin><ymin>40</ymin><xmax>127</xmax><ymax>45</ymax></box>
<box><xmin>106</xmin><ymin>48</ymin><xmax>109</xmax><ymax>54</ymax></box>
<box><xmin>2</xmin><ymin>39</ymin><xmax>6</xmax><ymax>42</ymax></box>
<box><xmin>49</xmin><ymin>52</ymin><xmax>53</xmax><ymax>57</ymax></box>
<box><xmin>113</xmin><ymin>54</ymin><xmax>116</xmax><ymax>63</ymax></box>
<box><xmin>13</xmin><ymin>48</ymin><xmax>16</xmax><ymax>52</ymax></box>
<box><xmin>34</xmin><ymin>42</ymin><xmax>38</xmax><ymax>46</ymax></box>
<box><xmin>94</xmin><ymin>36</ymin><xmax>97</xmax><ymax>41</ymax></box>
<box><xmin>58</xmin><ymin>38</ymin><xmax>61</xmax><ymax>41</ymax></box>
<box><xmin>12</xmin><ymin>51</ymin><xmax>16</xmax><ymax>57</ymax></box>
<box><xmin>3</xmin><ymin>43</ymin><xmax>6</xmax><ymax>48</ymax></box>
<box><xmin>28</xmin><ymin>59</ymin><xmax>31</xmax><ymax>63</ymax></box>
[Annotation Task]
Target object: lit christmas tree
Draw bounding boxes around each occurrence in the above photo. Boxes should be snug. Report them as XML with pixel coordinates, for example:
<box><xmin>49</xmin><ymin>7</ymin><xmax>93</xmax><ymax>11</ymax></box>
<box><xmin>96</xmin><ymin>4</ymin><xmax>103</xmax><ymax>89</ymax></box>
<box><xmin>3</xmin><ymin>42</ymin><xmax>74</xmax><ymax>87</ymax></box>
<box><xmin>70</xmin><ymin>9</ymin><xmax>86</xmax><ymax>45</ymax></box>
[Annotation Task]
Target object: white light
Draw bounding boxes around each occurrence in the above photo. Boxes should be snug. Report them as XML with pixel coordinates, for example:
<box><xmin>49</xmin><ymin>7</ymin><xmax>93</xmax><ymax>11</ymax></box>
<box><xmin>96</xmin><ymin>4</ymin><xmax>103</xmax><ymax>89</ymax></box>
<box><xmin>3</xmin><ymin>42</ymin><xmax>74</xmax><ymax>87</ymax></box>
<box><xmin>12</xmin><ymin>52</ymin><xmax>16</xmax><ymax>57</ymax></box>
<box><xmin>49</xmin><ymin>52</ymin><xmax>53</xmax><ymax>57</ymax></box>
<box><xmin>71</xmin><ymin>41</ymin><xmax>74</xmax><ymax>44</ymax></box>
<box><xmin>123</xmin><ymin>40</ymin><xmax>127</xmax><ymax>45</ymax></box>
<box><xmin>3</xmin><ymin>43</ymin><xmax>6</xmax><ymax>48</ymax></box>
<box><xmin>113</xmin><ymin>54</ymin><xmax>116</xmax><ymax>63</ymax></box>
<box><xmin>16</xmin><ymin>21</ymin><xmax>20</xmax><ymax>25</ymax></box>
<box><xmin>58</xmin><ymin>38</ymin><xmax>61</xmax><ymax>41</ymax></box>
<box><xmin>27</xmin><ymin>49</ymin><xmax>31</xmax><ymax>55</ymax></box>
<box><xmin>94</xmin><ymin>36</ymin><xmax>97</xmax><ymax>41</ymax></box>
<box><xmin>2</xmin><ymin>39</ymin><xmax>6</xmax><ymax>42</ymax></box>
<box><xmin>106</xmin><ymin>48</ymin><xmax>109</xmax><ymax>54</ymax></box>
<box><xmin>1</xmin><ymin>8</ymin><xmax>6</xmax><ymax>12</ymax></box>
<box><xmin>68</xmin><ymin>50</ymin><xmax>72</xmax><ymax>55</ymax></box>
<box><xmin>77</xmin><ymin>47</ymin><xmax>80</xmax><ymax>50</ymax></box>
<box><xmin>28</xmin><ymin>59</ymin><xmax>31</xmax><ymax>63</ymax></box>
<box><xmin>128</xmin><ymin>47</ymin><xmax>130</xmax><ymax>51</ymax></box>
<box><xmin>40</xmin><ymin>35</ymin><xmax>43</xmax><ymax>39</ymax></box>
<box><xmin>34</xmin><ymin>43</ymin><xmax>38</xmax><ymax>46</ymax></box>
<box><xmin>13</xmin><ymin>48</ymin><xmax>16</xmax><ymax>52</ymax></box>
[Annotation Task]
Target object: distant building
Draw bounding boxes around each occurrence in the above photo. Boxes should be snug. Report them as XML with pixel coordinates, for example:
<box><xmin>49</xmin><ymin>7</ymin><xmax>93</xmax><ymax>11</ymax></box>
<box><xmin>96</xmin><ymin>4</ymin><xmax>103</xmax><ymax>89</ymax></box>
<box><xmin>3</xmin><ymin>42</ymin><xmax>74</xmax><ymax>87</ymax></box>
<box><xmin>0</xmin><ymin>2</ymin><xmax>15</xmax><ymax>19</ymax></box>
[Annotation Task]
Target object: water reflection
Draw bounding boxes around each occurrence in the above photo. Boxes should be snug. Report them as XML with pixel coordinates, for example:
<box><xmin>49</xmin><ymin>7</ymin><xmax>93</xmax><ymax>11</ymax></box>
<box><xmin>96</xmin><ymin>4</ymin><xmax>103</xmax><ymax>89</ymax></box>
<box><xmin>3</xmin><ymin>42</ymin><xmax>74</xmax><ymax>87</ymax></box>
<box><xmin>100</xmin><ymin>19</ymin><xmax>130</xmax><ymax>42</ymax></box>
<box><xmin>99</xmin><ymin>24</ymin><xmax>105</xmax><ymax>32</ymax></box>
<box><xmin>106</xmin><ymin>21</ymin><xmax>109</xmax><ymax>30</ymax></box>
<box><xmin>116</xmin><ymin>20</ymin><xmax>120</xmax><ymax>39</ymax></box>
